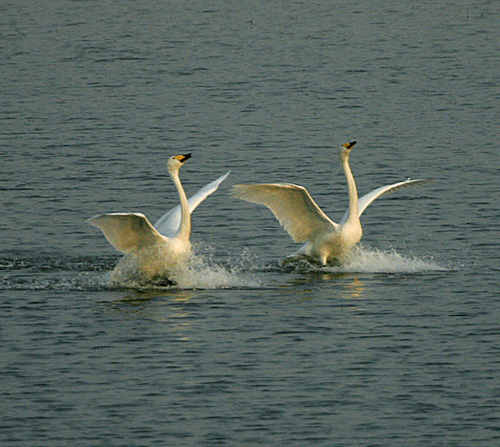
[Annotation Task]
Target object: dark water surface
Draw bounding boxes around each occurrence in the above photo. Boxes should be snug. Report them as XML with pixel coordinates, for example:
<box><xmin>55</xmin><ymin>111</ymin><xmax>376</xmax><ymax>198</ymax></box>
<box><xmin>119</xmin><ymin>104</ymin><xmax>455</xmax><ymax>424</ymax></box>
<box><xmin>2</xmin><ymin>1</ymin><xmax>500</xmax><ymax>446</ymax></box>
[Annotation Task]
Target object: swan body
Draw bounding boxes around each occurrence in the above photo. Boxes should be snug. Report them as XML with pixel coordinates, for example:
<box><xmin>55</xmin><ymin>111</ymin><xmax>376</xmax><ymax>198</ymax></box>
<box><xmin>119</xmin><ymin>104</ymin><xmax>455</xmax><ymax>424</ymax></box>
<box><xmin>87</xmin><ymin>154</ymin><xmax>229</xmax><ymax>281</ymax></box>
<box><xmin>233</xmin><ymin>142</ymin><xmax>427</xmax><ymax>266</ymax></box>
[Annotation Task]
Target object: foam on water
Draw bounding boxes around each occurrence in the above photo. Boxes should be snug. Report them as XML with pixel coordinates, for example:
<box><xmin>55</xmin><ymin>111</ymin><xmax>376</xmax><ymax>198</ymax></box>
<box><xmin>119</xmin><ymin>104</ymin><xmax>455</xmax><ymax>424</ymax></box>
<box><xmin>170</xmin><ymin>255</ymin><xmax>261</xmax><ymax>290</ymax></box>
<box><xmin>309</xmin><ymin>246</ymin><xmax>448</xmax><ymax>274</ymax></box>
<box><xmin>274</xmin><ymin>246</ymin><xmax>447</xmax><ymax>275</ymax></box>
<box><xmin>0</xmin><ymin>246</ymin><xmax>447</xmax><ymax>292</ymax></box>
<box><xmin>104</xmin><ymin>247</ymin><xmax>263</xmax><ymax>290</ymax></box>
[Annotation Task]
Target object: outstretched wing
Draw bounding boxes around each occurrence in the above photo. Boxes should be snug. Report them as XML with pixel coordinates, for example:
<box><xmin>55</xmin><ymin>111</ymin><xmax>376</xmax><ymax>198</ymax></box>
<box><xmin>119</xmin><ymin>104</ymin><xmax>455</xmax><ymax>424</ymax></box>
<box><xmin>340</xmin><ymin>178</ymin><xmax>430</xmax><ymax>225</ymax></box>
<box><xmin>87</xmin><ymin>213</ymin><xmax>166</xmax><ymax>254</ymax></box>
<box><xmin>232</xmin><ymin>183</ymin><xmax>338</xmax><ymax>243</ymax></box>
<box><xmin>154</xmin><ymin>171</ymin><xmax>230</xmax><ymax>238</ymax></box>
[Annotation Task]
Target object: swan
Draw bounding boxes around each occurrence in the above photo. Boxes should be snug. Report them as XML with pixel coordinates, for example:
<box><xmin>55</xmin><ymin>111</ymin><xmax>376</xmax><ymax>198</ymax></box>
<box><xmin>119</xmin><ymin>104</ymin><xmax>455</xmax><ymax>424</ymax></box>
<box><xmin>87</xmin><ymin>154</ymin><xmax>230</xmax><ymax>281</ymax></box>
<box><xmin>232</xmin><ymin>141</ymin><xmax>427</xmax><ymax>266</ymax></box>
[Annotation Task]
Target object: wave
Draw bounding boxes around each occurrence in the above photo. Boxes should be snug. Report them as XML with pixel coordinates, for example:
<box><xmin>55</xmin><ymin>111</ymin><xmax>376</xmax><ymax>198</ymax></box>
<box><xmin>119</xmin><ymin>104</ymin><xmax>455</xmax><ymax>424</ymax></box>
<box><xmin>0</xmin><ymin>246</ymin><xmax>447</xmax><ymax>292</ymax></box>
<box><xmin>341</xmin><ymin>246</ymin><xmax>447</xmax><ymax>273</ymax></box>
<box><xmin>0</xmin><ymin>249</ymin><xmax>262</xmax><ymax>291</ymax></box>
<box><xmin>0</xmin><ymin>254</ymin><xmax>117</xmax><ymax>272</ymax></box>
<box><xmin>107</xmin><ymin>249</ymin><xmax>262</xmax><ymax>290</ymax></box>
<box><xmin>280</xmin><ymin>246</ymin><xmax>448</xmax><ymax>274</ymax></box>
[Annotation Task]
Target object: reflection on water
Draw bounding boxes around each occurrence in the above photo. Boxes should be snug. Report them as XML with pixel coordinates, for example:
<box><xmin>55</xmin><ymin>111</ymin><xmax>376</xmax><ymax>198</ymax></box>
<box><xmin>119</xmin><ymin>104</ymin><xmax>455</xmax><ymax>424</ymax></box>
<box><xmin>284</xmin><ymin>271</ymin><xmax>366</xmax><ymax>302</ymax></box>
<box><xmin>2</xmin><ymin>1</ymin><xmax>498</xmax><ymax>444</ymax></box>
<box><xmin>109</xmin><ymin>288</ymin><xmax>196</xmax><ymax>304</ymax></box>
<box><xmin>340</xmin><ymin>277</ymin><xmax>365</xmax><ymax>300</ymax></box>
<box><xmin>99</xmin><ymin>289</ymin><xmax>198</xmax><ymax>342</ymax></box>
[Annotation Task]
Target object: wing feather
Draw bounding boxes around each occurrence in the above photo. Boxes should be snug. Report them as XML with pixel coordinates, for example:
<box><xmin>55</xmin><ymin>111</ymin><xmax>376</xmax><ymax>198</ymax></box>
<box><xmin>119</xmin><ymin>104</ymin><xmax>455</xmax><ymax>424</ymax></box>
<box><xmin>232</xmin><ymin>183</ymin><xmax>338</xmax><ymax>243</ymax></box>
<box><xmin>154</xmin><ymin>171</ymin><xmax>230</xmax><ymax>237</ymax></box>
<box><xmin>87</xmin><ymin>213</ymin><xmax>166</xmax><ymax>254</ymax></box>
<box><xmin>340</xmin><ymin>178</ymin><xmax>430</xmax><ymax>225</ymax></box>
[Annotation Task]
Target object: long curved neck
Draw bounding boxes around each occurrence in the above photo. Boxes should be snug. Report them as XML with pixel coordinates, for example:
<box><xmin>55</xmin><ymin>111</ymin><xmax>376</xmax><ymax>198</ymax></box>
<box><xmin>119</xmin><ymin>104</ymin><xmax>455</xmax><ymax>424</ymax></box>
<box><xmin>170</xmin><ymin>168</ymin><xmax>191</xmax><ymax>240</ymax></box>
<box><xmin>342</xmin><ymin>155</ymin><xmax>359</xmax><ymax>224</ymax></box>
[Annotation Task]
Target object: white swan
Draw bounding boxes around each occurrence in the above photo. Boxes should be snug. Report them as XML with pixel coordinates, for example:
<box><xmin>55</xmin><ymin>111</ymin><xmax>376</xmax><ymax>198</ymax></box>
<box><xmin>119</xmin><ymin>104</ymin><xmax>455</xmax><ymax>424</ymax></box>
<box><xmin>87</xmin><ymin>154</ymin><xmax>230</xmax><ymax>281</ymax></box>
<box><xmin>232</xmin><ymin>141</ymin><xmax>427</xmax><ymax>266</ymax></box>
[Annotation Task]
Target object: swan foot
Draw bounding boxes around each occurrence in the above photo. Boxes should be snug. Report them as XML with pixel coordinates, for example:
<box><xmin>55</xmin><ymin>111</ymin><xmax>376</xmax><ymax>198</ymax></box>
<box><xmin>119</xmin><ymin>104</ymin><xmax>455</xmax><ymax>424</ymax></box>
<box><xmin>280</xmin><ymin>254</ymin><xmax>307</xmax><ymax>267</ymax></box>
<box><xmin>280</xmin><ymin>254</ymin><xmax>323</xmax><ymax>270</ymax></box>
<box><xmin>280</xmin><ymin>254</ymin><xmax>345</xmax><ymax>270</ymax></box>
<box><xmin>111</xmin><ymin>273</ymin><xmax>176</xmax><ymax>288</ymax></box>
<box><xmin>280</xmin><ymin>256</ymin><xmax>293</xmax><ymax>267</ymax></box>
<box><xmin>325</xmin><ymin>258</ymin><xmax>343</xmax><ymax>267</ymax></box>
<box><xmin>149</xmin><ymin>275</ymin><xmax>176</xmax><ymax>287</ymax></box>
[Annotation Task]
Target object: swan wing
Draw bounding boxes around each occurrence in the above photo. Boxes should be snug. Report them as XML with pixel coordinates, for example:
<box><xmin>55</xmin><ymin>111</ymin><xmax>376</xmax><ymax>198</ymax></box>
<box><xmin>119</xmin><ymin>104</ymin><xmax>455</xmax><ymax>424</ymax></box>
<box><xmin>154</xmin><ymin>171</ymin><xmax>230</xmax><ymax>237</ymax></box>
<box><xmin>340</xmin><ymin>178</ymin><xmax>429</xmax><ymax>224</ymax></box>
<box><xmin>87</xmin><ymin>213</ymin><xmax>166</xmax><ymax>254</ymax></box>
<box><xmin>232</xmin><ymin>183</ymin><xmax>338</xmax><ymax>243</ymax></box>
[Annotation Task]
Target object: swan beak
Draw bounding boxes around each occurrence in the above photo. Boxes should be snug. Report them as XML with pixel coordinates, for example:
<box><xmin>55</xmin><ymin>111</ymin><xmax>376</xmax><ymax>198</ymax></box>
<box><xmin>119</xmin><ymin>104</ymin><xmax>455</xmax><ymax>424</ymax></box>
<box><xmin>343</xmin><ymin>141</ymin><xmax>357</xmax><ymax>149</ymax></box>
<box><xmin>175</xmin><ymin>153</ymin><xmax>192</xmax><ymax>163</ymax></box>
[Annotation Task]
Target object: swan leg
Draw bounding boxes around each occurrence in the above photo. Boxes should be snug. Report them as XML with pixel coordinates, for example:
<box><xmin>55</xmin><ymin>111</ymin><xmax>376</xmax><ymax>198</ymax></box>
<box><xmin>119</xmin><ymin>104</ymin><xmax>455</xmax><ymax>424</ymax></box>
<box><xmin>281</xmin><ymin>253</ymin><xmax>321</xmax><ymax>268</ymax></box>
<box><xmin>280</xmin><ymin>255</ymin><xmax>299</xmax><ymax>267</ymax></box>
<box><xmin>280</xmin><ymin>242</ymin><xmax>318</xmax><ymax>267</ymax></box>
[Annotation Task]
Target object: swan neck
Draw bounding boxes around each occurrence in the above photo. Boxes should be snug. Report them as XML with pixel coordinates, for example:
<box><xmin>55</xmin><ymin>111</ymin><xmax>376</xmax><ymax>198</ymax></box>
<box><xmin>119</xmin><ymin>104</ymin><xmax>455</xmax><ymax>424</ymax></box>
<box><xmin>343</xmin><ymin>156</ymin><xmax>359</xmax><ymax>222</ymax></box>
<box><xmin>170</xmin><ymin>169</ymin><xmax>191</xmax><ymax>240</ymax></box>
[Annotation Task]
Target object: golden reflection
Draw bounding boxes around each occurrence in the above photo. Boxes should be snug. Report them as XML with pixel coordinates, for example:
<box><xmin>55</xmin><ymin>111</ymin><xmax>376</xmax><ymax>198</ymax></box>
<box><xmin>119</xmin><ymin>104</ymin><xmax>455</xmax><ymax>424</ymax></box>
<box><xmin>113</xmin><ymin>288</ymin><xmax>195</xmax><ymax>303</ymax></box>
<box><xmin>340</xmin><ymin>277</ymin><xmax>365</xmax><ymax>300</ymax></box>
<box><xmin>97</xmin><ymin>288</ymin><xmax>197</xmax><ymax>340</ymax></box>
<box><xmin>282</xmin><ymin>272</ymin><xmax>366</xmax><ymax>303</ymax></box>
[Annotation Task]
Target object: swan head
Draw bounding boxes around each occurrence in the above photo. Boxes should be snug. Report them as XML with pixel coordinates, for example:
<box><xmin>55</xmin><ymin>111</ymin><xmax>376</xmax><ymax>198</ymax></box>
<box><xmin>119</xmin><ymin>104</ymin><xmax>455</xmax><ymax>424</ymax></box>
<box><xmin>167</xmin><ymin>153</ymin><xmax>191</xmax><ymax>172</ymax></box>
<box><xmin>340</xmin><ymin>141</ymin><xmax>357</xmax><ymax>160</ymax></box>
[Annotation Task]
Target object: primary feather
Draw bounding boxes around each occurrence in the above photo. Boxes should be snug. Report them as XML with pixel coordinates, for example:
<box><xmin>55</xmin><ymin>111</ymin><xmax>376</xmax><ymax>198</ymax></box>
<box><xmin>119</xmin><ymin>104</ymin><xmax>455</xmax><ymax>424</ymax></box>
<box><xmin>87</xmin><ymin>155</ymin><xmax>229</xmax><ymax>281</ymax></box>
<box><xmin>87</xmin><ymin>213</ymin><xmax>165</xmax><ymax>254</ymax></box>
<box><xmin>232</xmin><ymin>183</ymin><xmax>337</xmax><ymax>243</ymax></box>
<box><xmin>233</xmin><ymin>142</ymin><xmax>428</xmax><ymax>266</ymax></box>
<box><xmin>155</xmin><ymin>171</ymin><xmax>230</xmax><ymax>238</ymax></box>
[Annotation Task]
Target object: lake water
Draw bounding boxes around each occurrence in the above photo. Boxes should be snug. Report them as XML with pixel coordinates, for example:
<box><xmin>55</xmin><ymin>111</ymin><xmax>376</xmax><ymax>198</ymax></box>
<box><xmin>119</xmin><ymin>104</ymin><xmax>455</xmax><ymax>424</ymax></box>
<box><xmin>1</xmin><ymin>1</ymin><xmax>499</xmax><ymax>446</ymax></box>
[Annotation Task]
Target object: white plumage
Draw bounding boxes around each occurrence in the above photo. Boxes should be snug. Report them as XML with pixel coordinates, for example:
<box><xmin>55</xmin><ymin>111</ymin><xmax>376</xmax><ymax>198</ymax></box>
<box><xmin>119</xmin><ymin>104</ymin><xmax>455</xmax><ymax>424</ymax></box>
<box><xmin>87</xmin><ymin>154</ymin><xmax>229</xmax><ymax>281</ymax></box>
<box><xmin>233</xmin><ymin>142</ymin><xmax>427</xmax><ymax>266</ymax></box>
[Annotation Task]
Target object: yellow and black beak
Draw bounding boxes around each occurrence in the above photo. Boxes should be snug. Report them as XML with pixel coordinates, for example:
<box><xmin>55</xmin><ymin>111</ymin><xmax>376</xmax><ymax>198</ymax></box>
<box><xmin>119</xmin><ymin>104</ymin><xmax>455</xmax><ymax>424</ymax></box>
<box><xmin>342</xmin><ymin>141</ymin><xmax>357</xmax><ymax>149</ymax></box>
<box><xmin>175</xmin><ymin>153</ymin><xmax>192</xmax><ymax>163</ymax></box>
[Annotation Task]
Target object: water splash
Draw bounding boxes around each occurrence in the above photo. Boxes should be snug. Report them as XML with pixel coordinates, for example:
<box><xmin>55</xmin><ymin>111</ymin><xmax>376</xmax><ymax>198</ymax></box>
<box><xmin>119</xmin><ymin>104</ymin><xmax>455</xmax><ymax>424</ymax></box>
<box><xmin>170</xmin><ymin>253</ymin><xmax>261</xmax><ymax>289</ymax></box>
<box><xmin>0</xmin><ymin>246</ymin><xmax>447</xmax><ymax>292</ymax></box>
<box><xmin>104</xmin><ymin>246</ymin><xmax>262</xmax><ymax>290</ymax></box>
<box><xmin>281</xmin><ymin>246</ymin><xmax>447</xmax><ymax>274</ymax></box>
<box><xmin>342</xmin><ymin>247</ymin><xmax>447</xmax><ymax>273</ymax></box>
